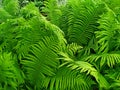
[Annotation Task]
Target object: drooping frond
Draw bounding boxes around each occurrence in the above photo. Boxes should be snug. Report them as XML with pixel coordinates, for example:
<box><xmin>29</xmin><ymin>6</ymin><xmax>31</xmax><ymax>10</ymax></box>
<box><xmin>59</xmin><ymin>52</ymin><xmax>110</xmax><ymax>89</ymax></box>
<box><xmin>42</xmin><ymin>66</ymin><xmax>93</xmax><ymax>90</ymax></box>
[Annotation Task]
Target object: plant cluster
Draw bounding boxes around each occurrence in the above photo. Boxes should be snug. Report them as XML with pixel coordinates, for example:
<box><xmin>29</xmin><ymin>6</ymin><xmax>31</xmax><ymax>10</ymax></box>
<box><xmin>0</xmin><ymin>0</ymin><xmax>120</xmax><ymax>90</ymax></box>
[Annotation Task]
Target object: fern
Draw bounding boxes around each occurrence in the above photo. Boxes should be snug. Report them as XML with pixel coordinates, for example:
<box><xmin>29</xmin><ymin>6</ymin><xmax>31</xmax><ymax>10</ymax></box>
<box><xmin>0</xmin><ymin>2</ymin><xmax>65</xmax><ymax>60</ymax></box>
<box><xmin>62</xmin><ymin>43</ymin><xmax>83</xmax><ymax>60</ymax></box>
<box><xmin>85</xmin><ymin>52</ymin><xmax>120</xmax><ymax>68</ymax></box>
<box><xmin>2</xmin><ymin>0</ymin><xmax>20</xmax><ymax>16</ymax></box>
<box><xmin>100</xmin><ymin>64</ymin><xmax>120</xmax><ymax>89</ymax></box>
<box><xmin>43</xmin><ymin>0</ymin><xmax>106</xmax><ymax>46</ymax></box>
<box><xmin>0</xmin><ymin>52</ymin><xmax>24</xmax><ymax>89</ymax></box>
<box><xmin>0</xmin><ymin>8</ymin><xmax>12</xmax><ymax>23</ymax></box>
<box><xmin>59</xmin><ymin>51</ymin><xmax>110</xmax><ymax>89</ymax></box>
<box><xmin>95</xmin><ymin>7</ymin><xmax>120</xmax><ymax>53</ymax></box>
<box><xmin>43</xmin><ymin>0</ymin><xmax>62</xmax><ymax>26</ymax></box>
<box><xmin>42</xmin><ymin>67</ymin><xmax>93</xmax><ymax>90</ymax></box>
<box><xmin>0</xmin><ymin>0</ymin><xmax>120</xmax><ymax>89</ymax></box>
<box><xmin>21</xmin><ymin>36</ymin><xmax>63</xmax><ymax>89</ymax></box>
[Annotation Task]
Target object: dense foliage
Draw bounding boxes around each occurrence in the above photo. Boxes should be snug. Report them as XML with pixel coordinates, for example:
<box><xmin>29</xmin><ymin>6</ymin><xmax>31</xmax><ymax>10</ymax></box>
<box><xmin>0</xmin><ymin>0</ymin><xmax>120</xmax><ymax>90</ymax></box>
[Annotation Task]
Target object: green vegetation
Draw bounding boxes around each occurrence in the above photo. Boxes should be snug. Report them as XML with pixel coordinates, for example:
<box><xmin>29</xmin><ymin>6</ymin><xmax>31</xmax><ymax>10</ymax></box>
<box><xmin>0</xmin><ymin>0</ymin><xmax>120</xmax><ymax>90</ymax></box>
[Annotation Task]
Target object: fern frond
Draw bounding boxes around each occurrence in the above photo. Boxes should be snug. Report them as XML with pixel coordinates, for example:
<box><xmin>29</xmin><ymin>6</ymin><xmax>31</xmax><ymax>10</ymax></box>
<box><xmin>61</xmin><ymin>0</ymin><xmax>105</xmax><ymax>45</ymax></box>
<box><xmin>43</xmin><ymin>0</ymin><xmax>62</xmax><ymax>26</ymax></box>
<box><xmin>14</xmin><ymin>16</ymin><xmax>65</xmax><ymax>60</ymax></box>
<box><xmin>42</xmin><ymin>66</ymin><xmax>93</xmax><ymax>90</ymax></box>
<box><xmin>0</xmin><ymin>0</ymin><xmax>20</xmax><ymax>23</ymax></box>
<box><xmin>102</xmin><ymin>66</ymin><xmax>120</xmax><ymax>89</ymax></box>
<box><xmin>0</xmin><ymin>52</ymin><xmax>24</xmax><ymax>89</ymax></box>
<box><xmin>2</xmin><ymin>0</ymin><xmax>20</xmax><ymax>16</ymax></box>
<box><xmin>62</xmin><ymin>43</ymin><xmax>83</xmax><ymax>59</ymax></box>
<box><xmin>21</xmin><ymin>2</ymin><xmax>40</xmax><ymax>19</ymax></box>
<box><xmin>21</xmin><ymin>36</ymin><xmax>62</xmax><ymax>88</ymax></box>
<box><xmin>0</xmin><ymin>8</ymin><xmax>12</xmax><ymax>23</ymax></box>
<box><xmin>0</xmin><ymin>2</ymin><xmax>65</xmax><ymax>60</ymax></box>
<box><xmin>43</xmin><ymin>0</ymin><xmax>106</xmax><ymax>46</ymax></box>
<box><xmin>59</xmin><ymin>52</ymin><xmax>110</xmax><ymax>89</ymax></box>
<box><xmin>86</xmin><ymin>52</ymin><xmax>120</xmax><ymax>68</ymax></box>
<box><xmin>95</xmin><ymin>7</ymin><xmax>120</xmax><ymax>53</ymax></box>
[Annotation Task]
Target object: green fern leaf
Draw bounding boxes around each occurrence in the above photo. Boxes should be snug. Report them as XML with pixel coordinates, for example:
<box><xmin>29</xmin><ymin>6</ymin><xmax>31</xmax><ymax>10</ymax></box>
<box><xmin>21</xmin><ymin>36</ymin><xmax>62</xmax><ymax>89</ymax></box>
